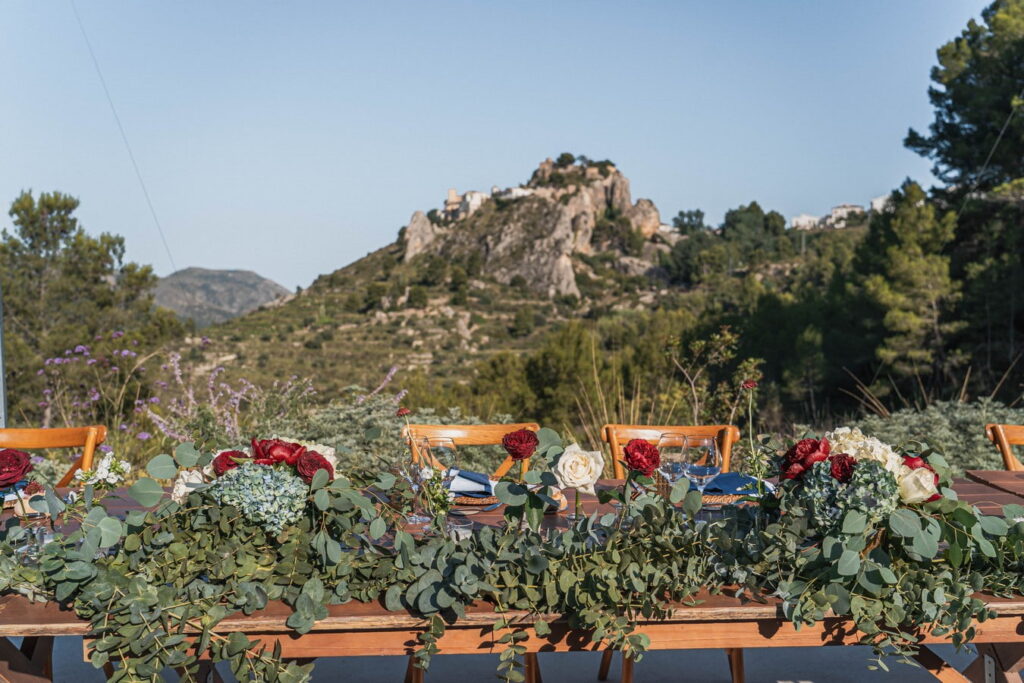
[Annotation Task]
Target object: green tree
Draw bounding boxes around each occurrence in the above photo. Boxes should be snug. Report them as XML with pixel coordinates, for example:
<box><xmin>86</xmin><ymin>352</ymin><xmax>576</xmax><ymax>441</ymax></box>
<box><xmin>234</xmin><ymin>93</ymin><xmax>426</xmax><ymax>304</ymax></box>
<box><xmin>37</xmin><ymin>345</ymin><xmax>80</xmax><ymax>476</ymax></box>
<box><xmin>905</xmin><ymin>0</ymin><xmax>1024</xmax><ymax>188</ymax></box>
<box><xmin>510</xmin><ymin>307</ymin><xmax>535</xmax><ymax>338</ymax></box>
<box><xmin>859</xmin><ymin>182</ymin><xmax>963</xmax><ymax>381</ymax></box>
<box><xmin>555</xmin><ymin>152</ymin><xmax>576</xmax><ymax>168</ymax></box>
<box><xmin>671</xmin><ymin>209</ymin><xmax>706</xmax><ymax>234</ymax></box>
<box><xmin>0</xmin><ymin>190</ymin><xmax>183</xmax><ymax>424</ymax></box>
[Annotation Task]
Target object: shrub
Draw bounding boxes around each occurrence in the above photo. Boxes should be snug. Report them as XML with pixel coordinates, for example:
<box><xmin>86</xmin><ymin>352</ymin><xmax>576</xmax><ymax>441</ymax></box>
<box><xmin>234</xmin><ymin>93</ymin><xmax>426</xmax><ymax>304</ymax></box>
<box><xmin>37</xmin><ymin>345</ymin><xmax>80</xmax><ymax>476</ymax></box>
<box><xmin>852</xmin><ymin>398</ymin><xmax>1024</xmax><ymax>473</ymax></box>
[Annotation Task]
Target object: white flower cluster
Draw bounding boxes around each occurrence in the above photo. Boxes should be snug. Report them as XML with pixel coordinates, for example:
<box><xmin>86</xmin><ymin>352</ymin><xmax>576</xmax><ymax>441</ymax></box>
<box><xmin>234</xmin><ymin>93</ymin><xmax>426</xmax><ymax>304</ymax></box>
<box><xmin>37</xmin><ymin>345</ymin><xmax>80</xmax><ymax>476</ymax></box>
<box><xmin>824</xmin><ymin>427</ymin><xmax>938</xmax><ymax>504</ymax></box>
<box><xmin>75</xmin><ymin>453</ymin><xmax>131</xmax><ymax>488</ymax></box>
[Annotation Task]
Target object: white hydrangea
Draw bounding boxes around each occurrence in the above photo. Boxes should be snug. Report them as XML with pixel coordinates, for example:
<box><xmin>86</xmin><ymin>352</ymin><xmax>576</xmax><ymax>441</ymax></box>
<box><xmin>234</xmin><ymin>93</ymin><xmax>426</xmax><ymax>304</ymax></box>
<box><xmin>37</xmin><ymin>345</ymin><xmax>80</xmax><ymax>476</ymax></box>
<box><xmin>825</xmin><ymin>427</ymin><xmax>937</xmax><ymax>504</ymax></box>
<box><xmin>825</xmin><ymin>427</ymin><xmax>908</xmax><ymax>479</ymax></box>
<box><xmin>171</xmin><ymin>469</ymin><xmax>206</xmax><ymax>504</ymax></box>
<box><xmin>74</xmin><ymin>453</ymin><xmax>131</xmax><ymax>488</ymax></box>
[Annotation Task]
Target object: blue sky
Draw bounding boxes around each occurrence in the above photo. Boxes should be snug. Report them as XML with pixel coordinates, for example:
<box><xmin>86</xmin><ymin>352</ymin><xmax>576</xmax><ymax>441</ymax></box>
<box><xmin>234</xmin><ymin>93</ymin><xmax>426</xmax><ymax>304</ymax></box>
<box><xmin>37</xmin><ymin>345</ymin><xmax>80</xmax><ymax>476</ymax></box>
<box><xmin>0</xmin><ymin>1</ymin><xmax>987</xmax><ymax>289</ymax></box>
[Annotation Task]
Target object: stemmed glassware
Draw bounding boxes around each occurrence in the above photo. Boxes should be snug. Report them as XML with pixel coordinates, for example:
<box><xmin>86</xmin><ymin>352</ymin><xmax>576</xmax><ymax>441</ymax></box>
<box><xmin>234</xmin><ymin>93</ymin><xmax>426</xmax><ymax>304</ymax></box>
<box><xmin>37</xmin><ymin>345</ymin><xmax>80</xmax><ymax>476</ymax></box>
<box><xmin>657</xmin><ymin>433</ymin><xmax>690</xmax><ymax>490</ymax></box>
<box><xmin>399</xmin><ymin>459</ymin><xmax>433</xmax><ymax>531</ymax></box>
<box><xmin>419</xmin><ymin>437</ymin><xmax>459</xmax><ymax>491</ymax></box>
<box><xmin>684</xmin><ymin>437</ymin><xmax>722</xmax><ymax>496</ymax></box>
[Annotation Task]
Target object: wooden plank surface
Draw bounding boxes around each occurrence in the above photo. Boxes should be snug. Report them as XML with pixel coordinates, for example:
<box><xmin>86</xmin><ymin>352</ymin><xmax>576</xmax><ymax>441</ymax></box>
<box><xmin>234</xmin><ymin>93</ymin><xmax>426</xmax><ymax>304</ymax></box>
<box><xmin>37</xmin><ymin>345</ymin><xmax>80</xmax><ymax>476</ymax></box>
<box><xmin>966</xmin><ymin>470</ymin><xmax>1024</xmax><ymax>501</ymax></box>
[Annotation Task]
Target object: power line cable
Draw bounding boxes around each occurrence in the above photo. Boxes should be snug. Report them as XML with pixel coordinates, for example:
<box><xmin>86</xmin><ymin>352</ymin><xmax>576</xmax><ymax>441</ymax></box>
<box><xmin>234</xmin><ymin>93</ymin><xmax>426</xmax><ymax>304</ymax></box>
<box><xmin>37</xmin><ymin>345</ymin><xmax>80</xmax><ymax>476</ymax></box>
<box><xmin>69</xmin><ymin>0</ymin><xmax>177</xmax><ymax>272</ymax></box>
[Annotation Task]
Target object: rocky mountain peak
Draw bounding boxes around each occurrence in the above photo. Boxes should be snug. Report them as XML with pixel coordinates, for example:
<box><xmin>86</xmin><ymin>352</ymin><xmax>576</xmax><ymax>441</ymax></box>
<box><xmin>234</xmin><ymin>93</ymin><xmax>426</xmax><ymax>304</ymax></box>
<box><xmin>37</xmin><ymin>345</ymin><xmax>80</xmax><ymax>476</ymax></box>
<box><xmin>400</xmin><ymin>157</ymin><xmax>669</xmax><ymax>298</ymax></box>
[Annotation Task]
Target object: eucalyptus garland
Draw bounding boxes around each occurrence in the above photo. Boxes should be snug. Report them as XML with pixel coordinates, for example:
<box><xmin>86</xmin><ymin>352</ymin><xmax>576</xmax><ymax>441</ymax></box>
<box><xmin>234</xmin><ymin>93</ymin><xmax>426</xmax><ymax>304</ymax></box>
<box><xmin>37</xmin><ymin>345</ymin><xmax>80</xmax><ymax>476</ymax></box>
<box><xmin>0</xmin><ymin>431</ymin><xmax>1021</xmax><ymax>683</ymax></box>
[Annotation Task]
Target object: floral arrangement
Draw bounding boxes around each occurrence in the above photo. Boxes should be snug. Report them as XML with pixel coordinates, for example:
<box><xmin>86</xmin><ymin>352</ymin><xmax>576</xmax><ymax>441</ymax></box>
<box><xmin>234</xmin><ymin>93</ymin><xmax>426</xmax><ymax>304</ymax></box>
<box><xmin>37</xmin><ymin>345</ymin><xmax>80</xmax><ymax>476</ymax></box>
<box><xmin>551</xmin><ymin>443</ymin><xmax>604</xmax><ymax>516</ymax></box>
<box><xmin>168</xmin><ymin>437</ymin><xmax>337</xmax><ymax>532</ymax></box>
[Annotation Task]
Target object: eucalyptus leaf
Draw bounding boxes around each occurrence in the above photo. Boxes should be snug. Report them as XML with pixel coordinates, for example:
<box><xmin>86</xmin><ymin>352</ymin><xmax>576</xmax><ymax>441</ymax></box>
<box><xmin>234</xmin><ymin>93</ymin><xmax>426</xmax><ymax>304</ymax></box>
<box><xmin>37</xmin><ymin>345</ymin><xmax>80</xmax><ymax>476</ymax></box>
<box><xmin>127</xmin><ymin>478</ymin><xmax>165</xmax><ymax>508</ymax></box>
<box><xmin>174</xmin><ymin>443</ymin><xmax>201</xmax><ymax>468</ymax></box>
<box><xmin>146</xmin><ymin>454</ymin><xmax>178</xmax><ymax>480</ymax></box>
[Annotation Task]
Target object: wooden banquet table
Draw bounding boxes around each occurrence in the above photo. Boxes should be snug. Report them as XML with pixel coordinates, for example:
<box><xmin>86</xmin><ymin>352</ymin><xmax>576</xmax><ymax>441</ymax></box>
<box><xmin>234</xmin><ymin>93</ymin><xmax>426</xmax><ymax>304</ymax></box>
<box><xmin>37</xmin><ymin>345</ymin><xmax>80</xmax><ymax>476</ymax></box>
<box><xmin>0</xmin><ymin>475</ymin><xmax>1022</xmax><ymax>683</ymax></box>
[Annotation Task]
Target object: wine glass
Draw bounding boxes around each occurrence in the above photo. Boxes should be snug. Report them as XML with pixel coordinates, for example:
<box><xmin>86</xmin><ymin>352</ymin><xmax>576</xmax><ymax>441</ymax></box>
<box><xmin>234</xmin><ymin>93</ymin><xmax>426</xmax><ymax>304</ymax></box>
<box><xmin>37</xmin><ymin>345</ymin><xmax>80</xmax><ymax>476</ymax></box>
<box><xmin>419</xmin><ymin>437</ymin><xmax>459</xmax><ymax>490</ymax></box>
<box><xmin>684</xmin><ymin>437</ymin><xmax>722</xmax><ymax>496</ymax></box>
<box><xmin>399</xmin><ymin>458</ymin><xmax>433</xmax><ymax>530</ymax></box>
<box><xmin>657</xmin><ymin>433</ymin><xmax>689</xmax><ymax>489</ymax></box>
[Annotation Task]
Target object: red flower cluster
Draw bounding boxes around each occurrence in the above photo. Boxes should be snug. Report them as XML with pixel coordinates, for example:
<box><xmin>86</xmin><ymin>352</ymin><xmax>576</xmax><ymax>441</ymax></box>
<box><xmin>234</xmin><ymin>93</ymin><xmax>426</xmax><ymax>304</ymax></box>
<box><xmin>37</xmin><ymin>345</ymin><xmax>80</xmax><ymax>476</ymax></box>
<box><xmin>212</xmin><ymin>439</ymin><xmax>334</xmax><ymax>485</ymax></box>
<box><xmin>502</xmin><ymin>429</ymin><xmax>539</xmax><ymax>461</ymax></box>
<box><xmin>251</xmin><ymin>438</ymin><xmax>306</xmax><ymax>466</ymax></box>
<box><xmin>781</xmin><ymin>437</ymin><xmax>831</xmax><ymax>480</ymax></box>
<box><xmin>741</xmin><ymin>379</ymin><xmax>758</xmax><ymax>390</ymax></box>
<box><xmin>0</xmin><ymin>449</ymin><xmax>33</xmax><ymax>489</ymax></box>
<box><xmin>396</xmin><ymin>407</ymin><xmax>411</xmax><ymax>418</ymax></box>
<box><xmin>623</xmin><ymin>439</ymin><xmax>660</xmax><ymax>477</ymax></box>
<box><xmin>903</xmin><ymin>454</ymin><xmax>941</xmax><ymax>502</ymax></box>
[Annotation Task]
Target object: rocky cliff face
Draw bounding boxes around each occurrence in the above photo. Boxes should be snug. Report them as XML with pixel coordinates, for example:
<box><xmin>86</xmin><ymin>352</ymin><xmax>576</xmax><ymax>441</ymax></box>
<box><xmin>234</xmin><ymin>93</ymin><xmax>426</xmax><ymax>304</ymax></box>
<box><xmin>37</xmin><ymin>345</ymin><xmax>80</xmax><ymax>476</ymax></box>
<box><xmin>400</xmin><ymin>159</ymin><xmax>666</xmax><ymax>298</ymax></box>
<box><xmin>155</xmin><ymin>268</ymin><xmax>290</xmax><ymax>327</ymax></box>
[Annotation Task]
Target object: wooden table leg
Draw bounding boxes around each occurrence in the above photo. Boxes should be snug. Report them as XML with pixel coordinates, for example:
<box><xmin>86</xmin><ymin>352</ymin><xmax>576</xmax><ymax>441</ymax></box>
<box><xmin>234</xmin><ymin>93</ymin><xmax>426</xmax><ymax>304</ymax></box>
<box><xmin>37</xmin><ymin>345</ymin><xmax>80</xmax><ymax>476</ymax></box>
<box><xmin>597</xmin><ymin>650</ymin><xmax>614</xmax><ymax>680</ymax></box>
<box><xmin>404</xmin><ymin>656</ymin><xmax>424</xmax><ymax>683</ymax></box>
<box><xmin>16</xmin><ymin>639</ymin><xmax>51</xmax><ymax>681</ymax></box>
<box><xmin>726</xmin><ymin>648</ymin><xmax>745</xmax><ymax>683</ymax></box>
<box><xmin>525</xmin><ymin>653</ymin><xmax>541</xmax><ymax>683</ymax></box>
<box><xmin>621</xmin><ymin>655</ymin><xmax>634</xmax><ymax>683</ymax></box>
<box><xmin>0</xmin><ymin>637</ymin><xmax>50</xmax><ymax>683</ymax></box>
<box><xmin>962</xmin><ymin>643</ymin><xmax>1024</xmax><ymax>683</ymax></box>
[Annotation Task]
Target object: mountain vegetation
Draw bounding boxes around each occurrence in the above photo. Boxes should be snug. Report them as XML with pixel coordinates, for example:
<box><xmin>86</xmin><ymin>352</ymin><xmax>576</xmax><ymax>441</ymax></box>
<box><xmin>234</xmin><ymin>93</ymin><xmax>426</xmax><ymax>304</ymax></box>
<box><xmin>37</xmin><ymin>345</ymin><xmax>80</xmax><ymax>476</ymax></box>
<box><xmin>154</xmin><ymin>267</ymin><xmax>291</xmax><ymax>327</ymax></box>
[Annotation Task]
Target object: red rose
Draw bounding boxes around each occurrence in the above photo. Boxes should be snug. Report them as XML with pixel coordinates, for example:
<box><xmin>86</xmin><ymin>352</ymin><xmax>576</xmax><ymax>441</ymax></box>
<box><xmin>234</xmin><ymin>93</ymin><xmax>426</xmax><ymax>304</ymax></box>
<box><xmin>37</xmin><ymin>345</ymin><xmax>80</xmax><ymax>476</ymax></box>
<box><xmin>501</xmin><ymin>429</ymin><xmax>539</xmax><ymax>461</ymax></box>
<box><xmin>396</xmin><ymin>407</ymin><xmax>411</xmax><ymax>417</ymax></box>
<box><xmin>0</xmin><ymin>449</ymin><xmax>32</xmax><ymax>489</ymax></box>
<box><xmin>902</xmin><ymin>454</ymin><xmax>927</xmax><ymax>470</ymax></box>
<box><xmin>213</xmin><ymin>450</ymin><xmax>249</xmax><ymax>476</ymax></box>
<box><xmin>828</xmin><ymin>453</ymin><xmax>856</xmax><ymax>483</ymax></box>
<box><xmin>253</xmin><ymin>458</ymin><xmax>276</xmax><ymax>466</ymax></box>
<box><xmin>23</xmin><ymin>481</ymin><xmax>44</xmax><ymax>495</ymax></box>
<box><xmin>251</xmin><ymin>438</ymin><xmax>306</xmax><ymax>465</ymax></box>
<box><xmin>295</xmin><ymin>450</ymin><xmax>334</xmax><ymax>484</ymax></box>
<box><xmin>741</xmin><ymin>379</ymin><xmax>758</xmax><ymax>390</ymax></box>
<box><xmin>623</xmin><ymin>439</ymin><xmax>661</xmax><ymax>477</ymax></box>
<box><xmin>781</xmin><ymin>462</ymin><xmax>806</xmax><ymax>480</ymax></box>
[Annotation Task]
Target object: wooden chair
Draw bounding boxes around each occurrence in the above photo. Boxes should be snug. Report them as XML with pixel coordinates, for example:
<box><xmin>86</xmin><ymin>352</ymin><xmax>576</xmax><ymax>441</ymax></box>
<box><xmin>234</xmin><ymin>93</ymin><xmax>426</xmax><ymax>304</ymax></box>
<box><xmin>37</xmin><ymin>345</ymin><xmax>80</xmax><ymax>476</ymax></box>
<box><xmin>598</xmin><ymin>423</ymin><xmax>744</xmax><ymax>683</ymax></box>
<box><xmin>603</xmin><ymin>424</ymin><xmax>740</xmax><ymax>479</ymax></box>
<box><xmin>0</xmin><ymin>425</ymin><xmax>107</xmax><ymax>488</ymax></box>
<box><xmin>985</xmin><ymin>423</ymin><xmax>1024</xmax><ymax>471</ymax></box>
<box><xmin>401</xmin><ymin>423</ymin><xmax>543</xmax><ymax>683</ymax></box>
<box><xmin>402</xmin><ymin>423</ymin><xmax>541</xmax><ymax>479</ymax></box>
<box><xmin>0</xmin><ymin>425</ymin><xmax>107</xmax><ymax>678</ymax></box>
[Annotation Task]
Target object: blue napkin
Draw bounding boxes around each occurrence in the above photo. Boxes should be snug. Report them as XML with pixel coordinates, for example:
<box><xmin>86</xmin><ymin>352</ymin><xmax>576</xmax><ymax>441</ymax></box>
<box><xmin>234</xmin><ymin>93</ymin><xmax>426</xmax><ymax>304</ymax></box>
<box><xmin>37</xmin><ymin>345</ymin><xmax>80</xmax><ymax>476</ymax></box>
<box><xmin>691</xmin><ymin>472</ymin><xmax>766</xmax><ymax>495</ymax></box>
<box><xmin>446</xmin><ymin>469</ymin><xmax>495</xmax><ymax>498</ymax></box>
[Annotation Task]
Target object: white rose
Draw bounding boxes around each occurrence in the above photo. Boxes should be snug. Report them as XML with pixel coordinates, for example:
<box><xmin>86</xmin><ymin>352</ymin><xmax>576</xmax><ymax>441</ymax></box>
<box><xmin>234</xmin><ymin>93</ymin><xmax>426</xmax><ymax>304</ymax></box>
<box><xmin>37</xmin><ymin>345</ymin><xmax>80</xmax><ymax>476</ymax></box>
<box><xmin>899</xmin><ymin>467</ymin><xmax>939</xmax><ymax>504</ymax></box>
<box><xmin>171</xmin><ymin>469</ymin><xmax>206</xmax><ymax>504</ymax></box>
<box><xmin>552</xmin><ymin>444</ymin><xmax>604</xmax><ymax>495</ymax></box>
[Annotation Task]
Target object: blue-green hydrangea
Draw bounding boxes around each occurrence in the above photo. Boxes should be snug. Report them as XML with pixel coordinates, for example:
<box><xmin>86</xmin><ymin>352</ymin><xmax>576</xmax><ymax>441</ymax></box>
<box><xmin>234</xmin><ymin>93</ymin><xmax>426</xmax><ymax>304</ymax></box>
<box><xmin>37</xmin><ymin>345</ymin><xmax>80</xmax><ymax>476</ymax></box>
<box><xmin>207</xmin><ymin>462</ymin><xmax>308</xmax><ymax>534</ymax></box>
<box><xmin>802</xmin><ymin>459</ymin><xmax>899</xmax><ymax>532</ymax></box>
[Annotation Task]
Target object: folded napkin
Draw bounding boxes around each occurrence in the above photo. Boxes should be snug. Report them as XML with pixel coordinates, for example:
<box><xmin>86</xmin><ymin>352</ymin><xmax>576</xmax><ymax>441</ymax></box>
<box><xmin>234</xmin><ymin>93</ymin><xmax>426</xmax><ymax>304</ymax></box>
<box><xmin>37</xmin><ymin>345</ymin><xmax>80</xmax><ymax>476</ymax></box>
<box><xmin>445</xmin><ymin>468</ymin><xmax>496</xmax><ymax>498</ymax></box>
<box><xmin>692</xmin><ymin>472</ymin><xmax>772</xmax><ymax>496</ymax></box>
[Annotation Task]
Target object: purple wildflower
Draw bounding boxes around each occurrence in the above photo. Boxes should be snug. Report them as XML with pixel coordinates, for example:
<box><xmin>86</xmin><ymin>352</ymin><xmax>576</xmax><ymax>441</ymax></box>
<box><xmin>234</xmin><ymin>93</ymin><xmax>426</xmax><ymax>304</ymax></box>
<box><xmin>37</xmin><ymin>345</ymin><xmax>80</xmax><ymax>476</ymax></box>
<box><xmin>136</xmin><ymin>432</ymin><xmax>151</xmax><ymax>441</ymax></box>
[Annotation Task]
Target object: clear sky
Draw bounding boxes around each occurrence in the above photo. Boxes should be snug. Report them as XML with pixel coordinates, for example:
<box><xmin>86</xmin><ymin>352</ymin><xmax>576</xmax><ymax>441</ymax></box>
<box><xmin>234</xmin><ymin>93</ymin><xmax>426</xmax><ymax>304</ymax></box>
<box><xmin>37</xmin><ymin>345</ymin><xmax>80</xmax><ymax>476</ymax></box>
<box><xmin>0</xmin><ymin>1</ymin><xmax>988</xmax><ymax>290</ymax></box>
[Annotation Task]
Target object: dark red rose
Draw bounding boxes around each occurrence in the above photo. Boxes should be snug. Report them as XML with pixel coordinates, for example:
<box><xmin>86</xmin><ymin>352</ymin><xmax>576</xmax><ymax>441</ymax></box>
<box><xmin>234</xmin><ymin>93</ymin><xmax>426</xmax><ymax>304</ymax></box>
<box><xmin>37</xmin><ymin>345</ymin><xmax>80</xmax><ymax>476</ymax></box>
<box><xmin>741</xmin><ymin>379</ymin><xmax>758</xmax><ymax>390</ymax></box>
<box><xmin>295</xmin><ymin>450</ymin><xmax>334</xmax><ymax>484</ymax></box>
<box><xmin>396</xmin><ymin>407</ymin><xmax>411</xmax><ymax>417</ymax></box>
<box><xmin>501</xmin><ymin>429</ymin><xmax>539</xmax><ymax>461</ymax></box>
<box><xmin>23</xmin><ymin>481</ymin><xmax>44</xmax><ymax>495</ymax></box>
<box><xmin>251</xmin><ymin>438</ymin><xmax>306</xmax><ymax>465</ymax></box>
<box><xmin>0</xmin><ymin>449</ymin><xmax>32</xmax><ymax>489</ymax></box>
<box><xmin>828</xmin><ymin>453</ymin><xmax>856</xmax><ymax>483</ymax></box>
<box><xmin>784</xmin><ymin>437</ymin><xmax>830</xmax><ymax>471</ymax></box>
<box><xmin>213</xmin><ymin>450</ymin><xmax>248</xmax><ymax>476</ymax></box>
<box><xmin>623</xmin><ymin>439</ymin><xmax>661</xmax><ymax>477</ymax></box>
<box><xmin>781</xmin><ymin>462</ymin><xmax>806</xmax><ymax>480</ymax></box>
<box><xmin>253</xmin><ymin>458</ymin><xmax>276</xmax><ymax>466</ymax></box>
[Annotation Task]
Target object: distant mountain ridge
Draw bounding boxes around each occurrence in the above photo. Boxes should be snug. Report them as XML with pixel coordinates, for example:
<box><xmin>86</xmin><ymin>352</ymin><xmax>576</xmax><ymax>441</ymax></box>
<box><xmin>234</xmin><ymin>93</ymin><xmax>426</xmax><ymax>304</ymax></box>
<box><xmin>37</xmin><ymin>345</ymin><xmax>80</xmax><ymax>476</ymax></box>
<box><xmin>155</xmin><ymin>268</ymin><xmax>290</xmax><ymax>327</ymax></box>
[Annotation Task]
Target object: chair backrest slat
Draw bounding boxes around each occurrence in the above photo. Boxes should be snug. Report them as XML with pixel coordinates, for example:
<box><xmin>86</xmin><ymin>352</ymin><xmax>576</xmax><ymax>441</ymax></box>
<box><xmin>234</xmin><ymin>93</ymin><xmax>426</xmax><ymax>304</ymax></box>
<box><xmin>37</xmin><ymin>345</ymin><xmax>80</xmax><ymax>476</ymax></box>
<box><xmin>0</xmin><ymin>426</ymin><xmax>108</xmax><ymax>487</ymax></box>
<box><xmin>602</xmin><ymin>424</ymin><xmax>740</xmax><ymax>479</ymax></box>
<box><xmin>985</xmin><ymin>423</ymin><xmax>1024</xmax><ymax>471</ymax></box>
<box><xmin>402</xmin><ymin>423</ymin><xmax>540</xmax><ymax>479</ymax></box>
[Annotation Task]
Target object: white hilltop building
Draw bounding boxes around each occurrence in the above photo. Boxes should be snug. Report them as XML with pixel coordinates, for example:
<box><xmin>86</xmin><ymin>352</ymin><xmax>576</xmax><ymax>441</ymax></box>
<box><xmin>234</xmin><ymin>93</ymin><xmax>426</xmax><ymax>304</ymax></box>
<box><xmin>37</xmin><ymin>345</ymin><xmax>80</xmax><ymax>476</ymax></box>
<box><xmin>442</xmin><ymin>184</ymin><xmax>536</xmax><ymax>221</ymax></box>
<box><xmin>871</xmin><ymin>193</ymin><xmax>894</xmax><ymax>213</ymax></box>
<box><xmin>791</xmin><ymin>213</ymin><xmax>820</xmax><ymax>231</ymax></box>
